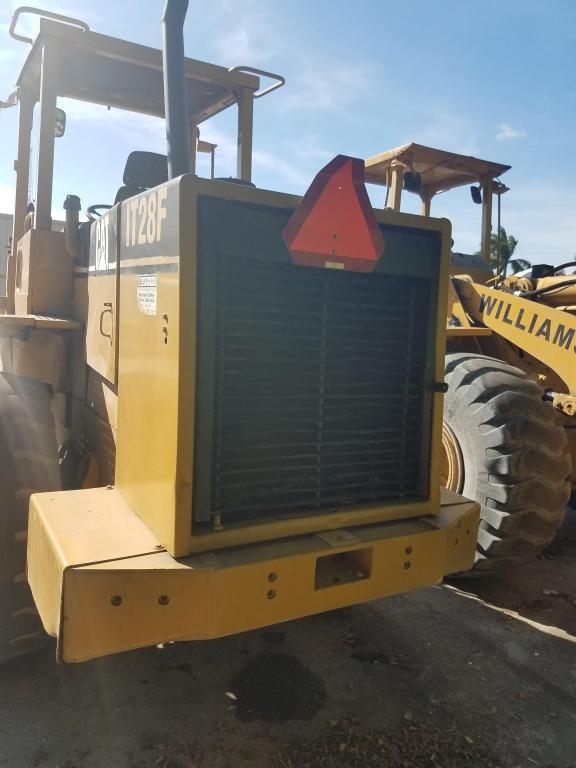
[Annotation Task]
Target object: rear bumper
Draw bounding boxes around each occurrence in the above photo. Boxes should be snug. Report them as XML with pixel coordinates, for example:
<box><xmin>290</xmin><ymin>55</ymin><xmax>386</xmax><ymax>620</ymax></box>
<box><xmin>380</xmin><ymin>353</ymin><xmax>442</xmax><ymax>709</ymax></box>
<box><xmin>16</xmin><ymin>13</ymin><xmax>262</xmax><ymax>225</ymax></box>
<box><xmin>28</xmin><ymin>487</ymin><xmax>479</xmax><ymax>663</ymax></box>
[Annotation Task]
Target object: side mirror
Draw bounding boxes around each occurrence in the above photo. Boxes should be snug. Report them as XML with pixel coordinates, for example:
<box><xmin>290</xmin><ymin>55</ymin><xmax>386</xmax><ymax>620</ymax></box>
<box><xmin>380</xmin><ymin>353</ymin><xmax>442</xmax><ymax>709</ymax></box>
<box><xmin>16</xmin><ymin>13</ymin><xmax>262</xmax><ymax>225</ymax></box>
<box><xmin>55</xmin><ymin>108</ymin><xmax>66</xmax><ymax>138</ymax></box>
<box><xmin>470</xmin><ymin>185</ymin><xmax>482</xmax><ymax>204</ymax></box>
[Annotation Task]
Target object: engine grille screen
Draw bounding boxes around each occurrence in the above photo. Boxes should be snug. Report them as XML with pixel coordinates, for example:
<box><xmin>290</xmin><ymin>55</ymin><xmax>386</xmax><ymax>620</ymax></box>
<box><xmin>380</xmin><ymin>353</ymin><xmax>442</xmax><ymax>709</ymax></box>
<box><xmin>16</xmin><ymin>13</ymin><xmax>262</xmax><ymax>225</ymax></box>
<box><xmin>199</xmin><ymin>254</ymin><xmax>432</xmax><ymax>523</ymax></box>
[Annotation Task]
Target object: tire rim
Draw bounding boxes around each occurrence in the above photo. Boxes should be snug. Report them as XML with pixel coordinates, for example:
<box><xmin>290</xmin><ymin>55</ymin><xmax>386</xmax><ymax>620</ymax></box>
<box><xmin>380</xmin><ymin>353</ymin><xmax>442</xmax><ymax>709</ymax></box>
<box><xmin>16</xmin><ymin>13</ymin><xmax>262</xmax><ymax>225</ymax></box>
<box><xmin>440</xmin><ymin>421</ymin><xmax>464</xmax><ymax>493</ymax></box>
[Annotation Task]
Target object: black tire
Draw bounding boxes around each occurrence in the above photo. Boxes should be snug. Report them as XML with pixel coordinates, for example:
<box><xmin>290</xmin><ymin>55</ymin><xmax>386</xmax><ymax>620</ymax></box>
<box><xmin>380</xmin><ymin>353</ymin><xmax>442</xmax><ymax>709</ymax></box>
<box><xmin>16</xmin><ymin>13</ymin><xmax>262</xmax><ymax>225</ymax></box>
<box><xmin>444</xmin><ymin>353</ymin><xmax>571</xmax><ymax>571</ymax></box>
<box><xmin>0</xmin><ymin>374</ymin><xmax>60</xmax><ymax>663</ymax></box>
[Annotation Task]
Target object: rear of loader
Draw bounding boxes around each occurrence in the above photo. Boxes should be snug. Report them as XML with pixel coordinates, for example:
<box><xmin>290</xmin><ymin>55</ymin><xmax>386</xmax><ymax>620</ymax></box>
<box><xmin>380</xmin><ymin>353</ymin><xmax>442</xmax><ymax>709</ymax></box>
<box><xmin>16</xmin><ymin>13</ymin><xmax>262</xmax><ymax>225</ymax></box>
<box><xmin>27</xmin><ymin>169</ymin><xmax>479</xmax><ymax>662</ymax></box>
<box><xmin>0</xmin><ymin>3</ymin><xmax>478</xmax><ymax>664</ymax></box>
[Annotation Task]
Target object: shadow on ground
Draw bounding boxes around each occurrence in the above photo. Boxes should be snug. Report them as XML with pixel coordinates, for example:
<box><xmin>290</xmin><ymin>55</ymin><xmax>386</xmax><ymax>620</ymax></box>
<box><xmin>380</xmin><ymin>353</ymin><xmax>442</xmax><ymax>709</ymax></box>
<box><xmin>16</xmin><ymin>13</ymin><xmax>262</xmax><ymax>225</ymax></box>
<box><xmin>448</xmin><ymin>507</ymin><xmax>576</xmax><ymax>637</ymax></box>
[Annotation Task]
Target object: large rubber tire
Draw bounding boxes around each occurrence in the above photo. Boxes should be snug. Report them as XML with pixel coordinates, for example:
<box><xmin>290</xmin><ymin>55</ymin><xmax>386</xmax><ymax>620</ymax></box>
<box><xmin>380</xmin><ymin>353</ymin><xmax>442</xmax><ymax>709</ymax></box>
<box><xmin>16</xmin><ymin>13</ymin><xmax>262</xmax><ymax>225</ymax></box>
<box><xmin>0</xmin><ymin>375</ymin><xmax>60</xmax><ymax>663</ymax></box>
<box><xmin>443</xmin><ymin>353</ymin><xmax>571</xmax><ymax>571</ymax></box>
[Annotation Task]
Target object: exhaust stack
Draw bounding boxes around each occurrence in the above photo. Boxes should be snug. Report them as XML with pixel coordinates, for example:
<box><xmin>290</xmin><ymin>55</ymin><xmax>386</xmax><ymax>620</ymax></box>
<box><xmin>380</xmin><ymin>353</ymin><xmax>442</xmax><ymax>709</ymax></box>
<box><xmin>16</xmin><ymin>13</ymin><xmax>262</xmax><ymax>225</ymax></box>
<box><xmin>161</xmin><ymin>0</ymin><xmax>190</xmax><ymax>179</ymax></box>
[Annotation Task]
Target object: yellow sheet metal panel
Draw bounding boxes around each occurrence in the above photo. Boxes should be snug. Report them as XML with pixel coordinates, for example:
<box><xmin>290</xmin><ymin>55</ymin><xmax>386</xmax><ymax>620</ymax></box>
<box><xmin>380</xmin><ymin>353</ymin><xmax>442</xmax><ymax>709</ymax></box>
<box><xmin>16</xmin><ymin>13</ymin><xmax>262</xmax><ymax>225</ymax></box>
<box><xmin>116</xmin><ymin>268</ymin><xmax>182</xmax><ymax>551</ymax></box>
<box><xmin>85</xmin><ymin>209</ymin><xmax>119</xmax><ymax>383</ymax></box>
<box><xmin>455</xmin><ymin>279</ymin><xmax>576</xmax><ymax>395</ymax></box>
<box><xmin>430</xmin><ymin>216</ymin><xmax>452</xmax><ymax>510</ymax></box>
<box><xmin>14</xmin><ymin>230</ymin><xmax>73</xmax><ymax>316</ymax></box>
<box><xmin>0</xmin><ymin>315</ymin><xmax>81</xmax><ymax>331</ymax></box>
<box><xmin>446</xmin><ymin>277</ymin><xmax>493</xmax><ymax>338</ymax></box>
<box><xmin>85</xmin><ymin>272</ymin><xmax>117</xmax><ymax>382</ymax></box>
<box><xmin>27</xmin><ymin>486</ymin><xmax>163</xmax><ymax>639</ymax></box>
<box><xmin>115</xmin><ymin>179</ymin><xmax>185</xmax><ymax>554</ymax></box>
<box><xmin>113</xmin><ymin>175</ymin><xmax>452</xmax><ymax>557</ymax></box>
<box><xmin>27</xmin><ymin>500</ymin><xmax>65</xmax><ymax>638</ymax></box>
<box><xmin>29</xmin><ymin>487</ymin><xmax>160</xmax><ymax>565</ymax></box>
<box><xmin>27</xmin><ymin>484</ymin><xmax>478</xmax><ymax>662</ymax></box>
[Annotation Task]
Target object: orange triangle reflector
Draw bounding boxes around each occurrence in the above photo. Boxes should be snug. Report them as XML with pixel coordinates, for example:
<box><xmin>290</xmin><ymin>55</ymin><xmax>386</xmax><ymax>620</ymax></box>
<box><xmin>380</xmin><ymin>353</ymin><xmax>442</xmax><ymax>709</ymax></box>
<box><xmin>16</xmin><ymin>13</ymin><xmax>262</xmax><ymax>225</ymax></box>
<box><xmin>282</xmin><ymin>155</ymin><xmax>385</xmax><ymax>272</ymax></box>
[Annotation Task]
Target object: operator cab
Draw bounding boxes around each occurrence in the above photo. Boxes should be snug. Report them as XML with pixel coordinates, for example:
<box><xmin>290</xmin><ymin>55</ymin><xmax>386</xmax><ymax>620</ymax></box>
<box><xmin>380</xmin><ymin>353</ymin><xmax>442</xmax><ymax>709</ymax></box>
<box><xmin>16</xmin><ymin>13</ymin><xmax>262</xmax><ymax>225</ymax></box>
<box><xmin>2</xmin><ymin>5</ymin><xmax>284</xmax><ymax>272</ymax></box>
<box><xmin>364</xmin><ymin>143</ymin><xmax>511</xmax><ymax>269</ymax></box>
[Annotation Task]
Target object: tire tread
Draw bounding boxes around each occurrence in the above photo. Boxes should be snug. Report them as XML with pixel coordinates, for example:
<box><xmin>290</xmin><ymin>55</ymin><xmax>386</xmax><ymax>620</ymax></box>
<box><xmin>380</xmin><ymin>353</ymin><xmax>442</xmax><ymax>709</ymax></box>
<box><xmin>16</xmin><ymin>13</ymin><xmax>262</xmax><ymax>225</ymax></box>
<box><xmin>444</xmin><ymin>353</ymin><xmax>570</xmax><ymax>570</ymax></box>
<box><xmin>0</xmin><ymin>374</ymin><xmax>59</xmax><ymax>664</ymax></box>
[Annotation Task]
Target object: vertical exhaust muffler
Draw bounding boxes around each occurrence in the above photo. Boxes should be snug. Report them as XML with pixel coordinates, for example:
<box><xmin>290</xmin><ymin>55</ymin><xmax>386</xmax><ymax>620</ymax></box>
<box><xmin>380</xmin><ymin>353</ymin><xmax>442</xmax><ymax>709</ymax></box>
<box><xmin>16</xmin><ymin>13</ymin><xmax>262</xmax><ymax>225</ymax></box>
<box><xmin>161</xmin><ymin>0</ymin><xmax>191</xmax><ymax>179</ymax></box>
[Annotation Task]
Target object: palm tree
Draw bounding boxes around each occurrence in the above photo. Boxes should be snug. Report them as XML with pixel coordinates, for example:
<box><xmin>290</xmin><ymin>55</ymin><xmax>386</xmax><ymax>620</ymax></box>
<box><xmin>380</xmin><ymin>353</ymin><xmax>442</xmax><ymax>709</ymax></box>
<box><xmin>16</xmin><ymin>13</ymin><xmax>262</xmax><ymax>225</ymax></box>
<box><xmin>486</xmin><ymin>227</ymin><xmax>530</xmax><ymax>275</ymax></box>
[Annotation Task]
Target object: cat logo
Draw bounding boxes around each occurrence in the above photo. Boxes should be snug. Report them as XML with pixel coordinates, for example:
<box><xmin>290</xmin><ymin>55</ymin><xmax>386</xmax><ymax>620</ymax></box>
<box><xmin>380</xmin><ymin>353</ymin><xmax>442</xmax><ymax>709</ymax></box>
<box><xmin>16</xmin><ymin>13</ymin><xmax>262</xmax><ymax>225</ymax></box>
<box><xmin>125</xmin><ymin>187</ymin><xmax>168</xmax><ymax>247</ymax></box>
<box><xmin>94</xmin><ymin>214</ymin><xmax>109</xmax><ymax>271</ymax></box>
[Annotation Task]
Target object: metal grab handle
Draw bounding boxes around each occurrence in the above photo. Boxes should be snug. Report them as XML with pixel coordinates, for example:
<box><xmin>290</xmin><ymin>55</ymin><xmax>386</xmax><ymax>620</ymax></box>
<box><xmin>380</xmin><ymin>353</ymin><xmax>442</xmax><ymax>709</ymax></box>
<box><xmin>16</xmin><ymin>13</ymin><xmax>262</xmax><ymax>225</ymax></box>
<box><xmin>228</xmin><ymin>66</ymin><xmax>285</xmax><ymax>99</ymax></box>
<box><xmin>10</xmin><ymin>6</ymin><xmax>90</xmax><ymax>45</ymax></box>
<box><xmin>99</xmin><ymin>302</ymin><xmax>113</xmax><ymax>343</ymax></box>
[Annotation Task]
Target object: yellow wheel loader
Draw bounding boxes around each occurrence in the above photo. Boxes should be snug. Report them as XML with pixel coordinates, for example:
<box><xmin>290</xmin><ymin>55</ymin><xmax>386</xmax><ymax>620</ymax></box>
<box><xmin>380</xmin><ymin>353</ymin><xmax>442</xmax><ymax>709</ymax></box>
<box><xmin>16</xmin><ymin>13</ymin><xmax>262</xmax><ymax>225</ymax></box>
<box><xmin>366</xmin><ymin>144</ymin><xmax>572</xmax><ymax>572</ymax></box>
<box><xmin>0</xmin><ymin>4</ymin><xmax>478</xmax><ymax>664</ymax></box>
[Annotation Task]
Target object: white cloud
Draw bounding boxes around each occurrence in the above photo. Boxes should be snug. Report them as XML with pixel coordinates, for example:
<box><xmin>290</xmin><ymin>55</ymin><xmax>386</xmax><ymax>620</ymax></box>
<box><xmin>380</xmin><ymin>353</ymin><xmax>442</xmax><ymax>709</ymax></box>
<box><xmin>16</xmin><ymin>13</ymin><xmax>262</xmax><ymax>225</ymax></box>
<box><xmin>198</xmin><ymin>1</ymin><xmax>378</xmax><ymax>120</ymax></box>
<box><xmin>495</xmin><ymin>123</ymin><xmax>527</xmax><ymax>142</ymax></box>
<box><xmin>194</xmin><ymin>125</ymin><xmax>311</xmax><ymax>190</ymax></box>
<box><xmin>280</xmin><ymin>62</ymin><xmax>377</xmax><ymax>113</ymax></box>
<box><xmin>212</xmin><ymin>23</ymin><xmax>274</xmax><ymax>65</ymax></box>
<box><xmin>252</xmin><ymin>148</ymin><xmax>310</xmax><ymax>189</ymax></box>
<box><xmin>290</xmin><ymin>136</ymin><xmax>334</xmax><ymax>164</ymax></box>
<box><xmin>203</xmin><ymin>0</ymin><xmax>277</xmax><ymax>65</ymax></box>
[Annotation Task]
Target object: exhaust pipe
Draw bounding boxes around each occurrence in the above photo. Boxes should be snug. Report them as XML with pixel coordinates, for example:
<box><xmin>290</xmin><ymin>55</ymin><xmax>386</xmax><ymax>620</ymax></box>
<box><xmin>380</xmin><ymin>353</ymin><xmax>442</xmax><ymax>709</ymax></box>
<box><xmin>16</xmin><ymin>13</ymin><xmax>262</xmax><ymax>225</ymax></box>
<box><xmin>161</xmin><ymin>0</ymin><xmax>191</xmax><ymax>179</ymax></box>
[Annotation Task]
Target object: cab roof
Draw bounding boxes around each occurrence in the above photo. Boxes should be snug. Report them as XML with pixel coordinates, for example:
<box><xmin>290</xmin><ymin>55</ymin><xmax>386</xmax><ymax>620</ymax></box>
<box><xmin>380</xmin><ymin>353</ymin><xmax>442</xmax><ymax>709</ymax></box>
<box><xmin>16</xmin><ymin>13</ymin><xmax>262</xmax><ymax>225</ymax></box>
<box><xmin>365</xmin><ymin>143</ymin><xmax>511</xmax><ymax>197</ymax></box>
<box><xmin>15</xmin><ymin>17</ymin><xmax>260</xmax><ymax>123</ymax></box>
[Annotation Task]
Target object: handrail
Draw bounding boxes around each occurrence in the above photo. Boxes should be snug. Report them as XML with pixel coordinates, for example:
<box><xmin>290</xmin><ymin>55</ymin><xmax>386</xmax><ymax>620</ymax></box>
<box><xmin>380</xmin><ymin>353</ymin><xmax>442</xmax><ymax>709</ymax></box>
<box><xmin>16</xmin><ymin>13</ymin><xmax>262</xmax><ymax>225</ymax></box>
<box><xmin>228</xmin><ymin>66</ymin><xmax>285</xmax><ymax>99</ymax></box>
<box><xmin>9</xmin><ymin>6</ymin><xmax>90</xmax><ymax>45</ymax></box>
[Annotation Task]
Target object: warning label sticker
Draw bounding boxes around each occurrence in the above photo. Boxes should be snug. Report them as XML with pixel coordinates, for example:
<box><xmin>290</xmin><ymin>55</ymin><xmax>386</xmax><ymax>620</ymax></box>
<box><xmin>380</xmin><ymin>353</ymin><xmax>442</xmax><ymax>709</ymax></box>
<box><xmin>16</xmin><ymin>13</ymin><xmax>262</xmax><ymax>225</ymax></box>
<box><xmin>137</xmin><ymin>274</ymin><xmax>157</xmax><ymax>316</ymax></box>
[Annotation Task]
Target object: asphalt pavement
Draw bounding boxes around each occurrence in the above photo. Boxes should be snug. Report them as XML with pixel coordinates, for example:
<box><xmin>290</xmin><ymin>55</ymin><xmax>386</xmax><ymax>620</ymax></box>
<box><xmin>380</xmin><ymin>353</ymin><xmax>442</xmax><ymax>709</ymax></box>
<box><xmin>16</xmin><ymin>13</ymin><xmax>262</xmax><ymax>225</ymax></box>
<box><xmin>0</xmin><ymin>578</ymin><xmax>575</xmax><ymax>768</ymax></box>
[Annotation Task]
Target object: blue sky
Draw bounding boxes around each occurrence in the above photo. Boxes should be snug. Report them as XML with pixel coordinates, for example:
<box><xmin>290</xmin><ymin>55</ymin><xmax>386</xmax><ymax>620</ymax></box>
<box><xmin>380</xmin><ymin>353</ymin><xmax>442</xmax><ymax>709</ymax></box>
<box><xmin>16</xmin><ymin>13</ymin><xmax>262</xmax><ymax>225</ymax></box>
<box><xmin>0</xmin><ymin>0</ymin><xmax>575</xmax><ymax>262</ymax></box>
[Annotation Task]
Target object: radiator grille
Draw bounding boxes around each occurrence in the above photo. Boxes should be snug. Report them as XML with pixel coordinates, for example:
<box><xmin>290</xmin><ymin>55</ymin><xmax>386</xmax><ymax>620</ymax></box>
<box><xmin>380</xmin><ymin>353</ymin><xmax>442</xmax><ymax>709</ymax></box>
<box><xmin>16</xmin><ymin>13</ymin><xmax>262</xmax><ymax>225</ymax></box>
<box><xmin>207</xmin><ymin>256</ymin><xmax>431</xmax><ymax>522</ymax></box>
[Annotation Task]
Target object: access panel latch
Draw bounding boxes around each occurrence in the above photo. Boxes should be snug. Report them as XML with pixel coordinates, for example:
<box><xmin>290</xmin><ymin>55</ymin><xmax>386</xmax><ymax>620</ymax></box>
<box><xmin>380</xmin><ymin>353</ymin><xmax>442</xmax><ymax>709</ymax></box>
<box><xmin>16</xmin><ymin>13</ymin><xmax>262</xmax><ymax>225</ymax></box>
<box><xmin>282</xmin><ymin>155</ymin><xmax>385</xmax><ymax>272</ymax></box>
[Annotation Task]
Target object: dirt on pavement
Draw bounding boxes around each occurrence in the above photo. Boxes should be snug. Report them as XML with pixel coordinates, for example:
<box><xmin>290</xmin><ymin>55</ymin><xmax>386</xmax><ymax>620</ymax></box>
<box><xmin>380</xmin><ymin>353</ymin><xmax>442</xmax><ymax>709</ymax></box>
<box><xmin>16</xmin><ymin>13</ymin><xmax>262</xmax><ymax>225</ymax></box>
<box><xmin>272</xmin><ymin>716</ymin><xmax>504</xmax><ymax>768</ymax></box>
<box><xmin>449</xmin><ymin>507</ymin><xmax>576</xmax><ymax>636</ymax></box>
